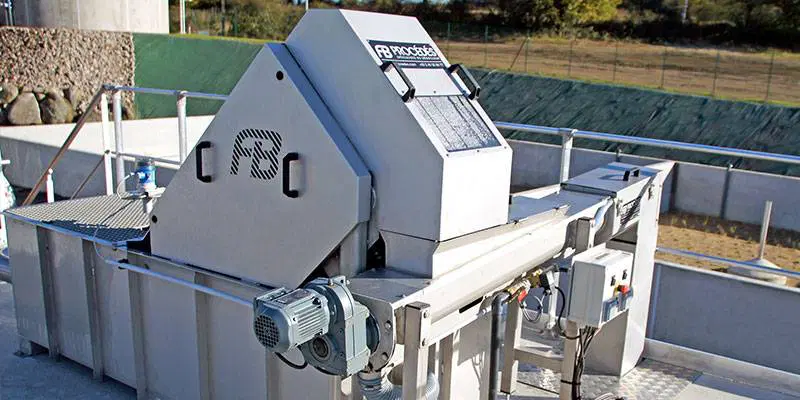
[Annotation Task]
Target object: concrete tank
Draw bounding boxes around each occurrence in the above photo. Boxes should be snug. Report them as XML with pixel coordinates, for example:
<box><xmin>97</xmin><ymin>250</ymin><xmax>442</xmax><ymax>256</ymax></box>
<box><xmin>8</xmin><ymin>0</ymin><xmax>169</xmax><ymax>33</ymax></box>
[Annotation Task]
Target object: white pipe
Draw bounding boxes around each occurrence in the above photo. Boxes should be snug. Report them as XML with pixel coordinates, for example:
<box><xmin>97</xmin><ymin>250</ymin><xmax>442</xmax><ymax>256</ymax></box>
<box><xmin>112</xmin><ymin>91</ymin><xmax>125</xmax><ymax>190</ymax></box>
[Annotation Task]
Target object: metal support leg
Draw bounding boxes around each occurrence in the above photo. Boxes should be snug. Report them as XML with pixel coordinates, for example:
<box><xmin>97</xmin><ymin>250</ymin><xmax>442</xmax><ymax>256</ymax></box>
<box><xmin>403</xmin><ymin>302</ymin><xmax>432</xmax><ymax>400</ymax></box>
<box><xmin>501</xmin><ymin>301</ymin><xmax>522</xmax><ymax>394</ymax></box>
<box><xmin>559</xmin><ymin>128</ymin><xmax>576</xmax><ymax>183</ymax></box>
<box><xmin>439</xmin><ymin>331</ymin><xmax>459</xmax><ymax>400</ymax></box>
<box><xmin>546</xmin><ymin>270</ymin><xmax>560</xmax><ymax>333</ymax></box>
<box><xmin>194</xmin><ymin>273</ymin><xmax>211</xmax><ymax>400</ymax></box>
<box><xmin>559</xmin><ymin>321</ymin><xmax>580</xmax><ymax>400</ymax></box>
<box><xmin>112</xmin><ymin>90</ymin><xmax>126</xmax><ymax>190</ymax></box>
<box><xmin>177</xmin><ymin>92</ymin><xmax>188</xmax><ymax>163</ymax></box>
<box><xmin>100</xmin><ymin>92</ymin><xmax>113</xmax><ymax>195</ymax></box>
<box><xmin>36</xmin><ymin>227</ymin><xmax>59</xmax><ymax>359</ymax></box>
<box><xmin>81</xmin><ymin>240</ymin><xmax>105</xmax><ymax>380</ymax></box>
<box><xmin>128</xmin><ymin>265</ymin><xmax>148</xmax><ymax>400</ymax></box>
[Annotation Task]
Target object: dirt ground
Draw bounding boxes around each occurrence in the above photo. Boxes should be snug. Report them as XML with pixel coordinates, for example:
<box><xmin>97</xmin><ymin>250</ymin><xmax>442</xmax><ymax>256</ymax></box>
<box><xmin>657</xmin><ymin>212</ymin><xmax>800</xmax><ymax>287</ymax></box>
<box><xmin>442</xmin><ymin>37</ymin><xmax>800</xmax><ymax>105</ymax></box>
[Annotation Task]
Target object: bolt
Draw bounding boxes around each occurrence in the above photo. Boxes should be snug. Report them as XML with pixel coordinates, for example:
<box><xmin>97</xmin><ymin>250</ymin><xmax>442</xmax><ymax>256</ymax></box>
<box><xmin>380</xmin><ymin>353</ymin><xmax>389</xmax><ymax>362</ymax></box>
<box><xmin>422</xmin><ymin>310</ymin><xmax>430</xmax><ymax>319</ymax></box>
<box><xmin>421</xmin><ymin>339</ymin><xmax>427</xmax><ymax>346</ymax></box>
<box><xmin>384</xmin><ymin>321</ymin><xmax>392</xmax><ymax>331</ymax></box>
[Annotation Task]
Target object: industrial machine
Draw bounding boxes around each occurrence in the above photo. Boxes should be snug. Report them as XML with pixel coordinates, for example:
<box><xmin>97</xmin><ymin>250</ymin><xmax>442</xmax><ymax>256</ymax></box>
<box><xmin>4</xmin><ymin>9</ymin><xmax>672</xmax><ymax>400</ymax></box>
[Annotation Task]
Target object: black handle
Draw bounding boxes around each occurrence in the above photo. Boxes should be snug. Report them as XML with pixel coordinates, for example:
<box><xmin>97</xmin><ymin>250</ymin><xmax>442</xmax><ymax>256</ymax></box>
<box><xmin>380</xmin><ymin>61</ymin><xmax>416</xmax><ymax>102</ymax></box>
<box><xmin>282</xmin><ymin>152</ymin><xmax>299</xmax><ymax>198</ymax></box>
<box><xmin>195</xmin><ymin>141</ymin><xmax>212</xmax><ymax>183</ymax></box>
<box><xmin>448</xmin><ymin>64</ymin><xmax>481</xmax><ymax>100</ymax></box>
<box><xmin>623</xmin><ymin>168</ymin><xmax>641</xmax><ymax>181</ymax></box>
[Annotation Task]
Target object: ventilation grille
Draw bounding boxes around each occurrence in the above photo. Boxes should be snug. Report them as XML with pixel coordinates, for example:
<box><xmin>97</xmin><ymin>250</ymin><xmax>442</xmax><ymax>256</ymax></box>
<box><xmin>620</xmin><ymin>198</ymin><xmax>641</xmax><ymax>226</ymax></box>
<box><xmin>255</xmin><ymin>315</ymin><xmax>280</xmax><ymax>349</ymax></box>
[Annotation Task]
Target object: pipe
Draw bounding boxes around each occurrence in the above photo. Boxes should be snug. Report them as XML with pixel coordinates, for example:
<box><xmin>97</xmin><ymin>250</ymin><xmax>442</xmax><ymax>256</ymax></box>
<box><xmin>357</xmin><ymin>371</ymin><xmax>439</xmax><ymax>400</ymax></box>
<box><xmin>488</xmin><ymin>291</ymin><xmax>510</xmax><ymax>400</ymax></box>
<box><xmin>104</xmin><ymin>259</ymin><xmax>252</xmax><ymax>307</ymax></box>
<box><xmin>593</xmin><ymin>198</ymin><xmax>613</xmax><ymax>228</ymax></box>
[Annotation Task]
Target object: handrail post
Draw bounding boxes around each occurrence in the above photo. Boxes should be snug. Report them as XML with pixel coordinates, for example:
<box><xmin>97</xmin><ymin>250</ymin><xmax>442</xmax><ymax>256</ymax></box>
<box><xmin>112</xmin><ymin>90</ymin><xmax>126</xmax><ymax>190</ymax></box>
<box><xmin>177</xmin><ymin>91</ymin><xmax>188</xmax><ymax>162</ymax></box>
<box><xmin>100</xmin><ymin>91</ymin><xmax>113</xmax><ymax>195</ymax></box>
<box><xmin>758</xmin><ymin>200</ymin><xmax>773</xmax><ymax>260</ymax></box>
<box><xmin>559</xmin><ymin>128</ymin><xmax>576</xmax><ymax>183</ymax></box>
<box><xmin>45</xmin><ymin>169</ymin><xmax>54</xmax><ymax>203</ymax></box>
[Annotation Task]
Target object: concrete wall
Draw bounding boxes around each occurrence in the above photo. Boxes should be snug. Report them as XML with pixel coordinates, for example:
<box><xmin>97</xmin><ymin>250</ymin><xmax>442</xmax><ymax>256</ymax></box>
<box><xmin>10</xmin><ymin>0</ymin><xmax>169</xmax><ymax>34</ymax></box>
<box><xmin>648</xmin><ymin>261</ymin><xmax>800</xmax><ymax>374</ymax></box>
<box><xmin>509</xmin><ymin>140</ymin><xmax>800</xmax><ymax>231</ymax></box>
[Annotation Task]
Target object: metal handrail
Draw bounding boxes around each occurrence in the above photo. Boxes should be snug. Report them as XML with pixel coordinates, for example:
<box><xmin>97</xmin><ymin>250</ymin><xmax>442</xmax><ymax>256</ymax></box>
<box><xmin>494</xmin><ymin>121</ymin><xmax>800</xmax><ymax>166</ymax></box>
<box><xmin>21</xmin><ymin>90</ymin><xmax>105</xmax><ymax>205</ymax></box>
<box><xmin>21</xmin><ymin>85</ymin><xmax>228</xmax><ymax>206</ymax></box>
<box><xmin>656</xmin><ymin>247</ymin><xmax>799</xmax><ymax>281</ymax></box>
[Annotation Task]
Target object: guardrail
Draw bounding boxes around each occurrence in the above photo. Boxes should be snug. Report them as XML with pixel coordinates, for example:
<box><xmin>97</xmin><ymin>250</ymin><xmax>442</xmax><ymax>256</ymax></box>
<box><xmin>20</xmin><ymin>85</ymin><xmax>797</xmax><ymax>282</ymax></box>
<box><xmin>493</xmin><ymin>121</ymin><xmax>799</xmax><ymax>279</ymax></box>
<box><xmin>21</xmin><ymin>85</ymin><xmax>228</xmax><ymax>206</ymax></box>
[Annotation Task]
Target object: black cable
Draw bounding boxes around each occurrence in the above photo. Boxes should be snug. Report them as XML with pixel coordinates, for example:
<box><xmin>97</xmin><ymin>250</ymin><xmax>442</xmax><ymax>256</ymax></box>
<box><xmin>276</xmin><ymin>352</ymin><xmax>308</xmax><ymax>370</ymax></box>
<box><xmin>553</xmin><ymin>286</ymin><xmax>581</xmax><ymax>340</ymax></box>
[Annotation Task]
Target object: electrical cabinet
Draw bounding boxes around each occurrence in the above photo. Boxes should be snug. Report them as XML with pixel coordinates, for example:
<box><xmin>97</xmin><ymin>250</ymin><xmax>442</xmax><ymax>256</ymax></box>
<box><xmin>567</xmin><ymin>246</ymin><xmax>634</xmax><ymax>328</ymax></box>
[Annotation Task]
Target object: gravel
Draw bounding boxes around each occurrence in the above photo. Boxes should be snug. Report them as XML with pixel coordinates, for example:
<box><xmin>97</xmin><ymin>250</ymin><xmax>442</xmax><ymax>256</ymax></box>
<box><xmin>0</xmin><ymin>26</ymin><xmax>135</xmax><ymax>114</ymax></box>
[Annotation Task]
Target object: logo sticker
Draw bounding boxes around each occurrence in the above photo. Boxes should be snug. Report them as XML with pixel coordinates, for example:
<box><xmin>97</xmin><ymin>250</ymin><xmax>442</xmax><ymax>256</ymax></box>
<box><xmin>368</xmin><ymin>40</ymin><xmax>445</xmax><ymax>69</ymax></box>
<box><xmin>230</xmin><ymin>129</ymin><xmax>282</xmax><ymax>181</ymax></box>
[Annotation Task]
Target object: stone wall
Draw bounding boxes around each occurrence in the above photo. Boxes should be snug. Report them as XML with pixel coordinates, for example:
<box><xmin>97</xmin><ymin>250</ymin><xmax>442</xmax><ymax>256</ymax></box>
<box><xmin>0</xmin><ymin>27</ymin><xmax>135</xmax><ymax>125</ymax></box>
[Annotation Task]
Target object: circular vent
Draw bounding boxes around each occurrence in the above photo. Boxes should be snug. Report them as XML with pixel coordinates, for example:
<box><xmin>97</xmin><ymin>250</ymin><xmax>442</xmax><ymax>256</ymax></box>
<box><xmin>254</xmin><ymin>315</ymin><xmax>280</xmax><ymax>349</ymax></box>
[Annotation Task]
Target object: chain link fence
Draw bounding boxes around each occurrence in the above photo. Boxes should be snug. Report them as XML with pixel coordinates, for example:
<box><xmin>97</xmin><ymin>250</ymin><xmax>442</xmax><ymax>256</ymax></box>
<box><xmin>179</xmin><ymin>11</ymin><xmax>800</xmax><ymax>106</ymax></box>
<box><xmin>429</xmin><ymin>22</ymin><xmax>800</xmax><ymax>105</ymax></box>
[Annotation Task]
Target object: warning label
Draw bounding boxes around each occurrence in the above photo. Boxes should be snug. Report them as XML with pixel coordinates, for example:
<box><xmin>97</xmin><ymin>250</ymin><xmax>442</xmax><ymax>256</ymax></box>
<box><xmin>368</xmin><ymin>40</ymin><xmax>445</xmax><ymax>69</ymax></box>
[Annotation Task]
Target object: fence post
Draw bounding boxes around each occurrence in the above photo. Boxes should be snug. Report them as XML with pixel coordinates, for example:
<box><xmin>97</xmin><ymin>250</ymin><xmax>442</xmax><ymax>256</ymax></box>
<box><xmin>99</xmin><ymin>92</ymin><xmax>113</xmax><ymax>196</ymax></box>
<box><xmin>179</xmin><ymin>0</ymin><xmax>186</xmax><ymax>34</ymax></box>
<box><xmin>612</xmin><ymin>41</ymin><xmax>619</xmax><ymax>82</ymax></box>
<box><xmin>711</xmin><ymin>49</ymin><xmax>721</xmax><ymax>97</ymax></box>
<box><xmin>45</xmin><ymin>169</ymin><xmax>54</xmax><ymax>203</ymax></box>
<box><xmin>112</xmin><ymin>90</ymin><xmax>126</xmax><ymax>190</ymax></box>
<box><xmin>446</xmin><ymin>22</ymin><xmax>451</xmax><ymax>56</ymax></box>
<box><xmin>524</xmin><ymin>31</ymin><xmax>530</xmax><ymax>73</ymax></box>
<box><xmin>764</xmin><ymin>50</ymin><xmax>776</xmax><ymax>103</ymax></box>
<box><xmin>177</xmin><ymin>91</ymin><xmax>188</xmax><ymax>163</ymax></box>
<box><xmin>659</xmin><ymin>45</ymin><xmax>668</xmax><ymax>89</ymax></box>
<box><xmin>567</xmin><ymin>38</ymin><xmax>575</xmax><ymax>78</ymax></box>
<box><xmin>484</xmin><ymin>25</ymin><xmax>489</xmax><ymax>68</ymax></box>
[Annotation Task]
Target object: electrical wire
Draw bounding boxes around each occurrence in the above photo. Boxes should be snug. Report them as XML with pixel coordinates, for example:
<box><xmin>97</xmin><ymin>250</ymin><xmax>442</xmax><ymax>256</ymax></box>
<box><xmin>276</xmin><ymin>352</ymin><xmax>308</xmax><ymax>370</ymax></box>
<box><xmin>553</xmin><ymin>286</ymin><xmax>581</xmax><ymax>340</ymax></box>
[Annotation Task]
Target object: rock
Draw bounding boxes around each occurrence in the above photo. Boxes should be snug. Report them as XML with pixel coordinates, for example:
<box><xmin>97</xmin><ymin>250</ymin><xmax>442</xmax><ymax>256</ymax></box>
<box><xmin>20</xmin><ymin>85</ymin><xmax>32</xmax><ymax>93</ymax></box>
<box><xmin>7</xmin><ymin>93</ymin><xmax>42</xmax><ymax>125</ymax></box>
<box><xmin>64</xmin><ymin>87</ymin><xmax>87</xmax><ymax>114</ymax></box>
<box><xmin>40</xmin><ymin>93</ymin><xmax>74</xmax><ymax>124</ymax></box>
<box><xmin>0</xmin><ymin>83</ymin><xmax>18</xmax><ymax>105</ymax></box>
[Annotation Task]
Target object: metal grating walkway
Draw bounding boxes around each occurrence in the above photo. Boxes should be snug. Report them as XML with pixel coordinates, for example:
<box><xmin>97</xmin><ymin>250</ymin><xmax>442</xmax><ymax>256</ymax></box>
<box><xmin>4</xmin><ymin>195</ymin><xmax>150</xmax><ymax>245</ymax></box>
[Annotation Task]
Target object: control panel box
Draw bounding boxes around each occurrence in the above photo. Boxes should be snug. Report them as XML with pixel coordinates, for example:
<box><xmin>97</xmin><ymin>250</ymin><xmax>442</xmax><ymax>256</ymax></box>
<box><xmin>567</xmin><ymin>246</ymin><xmax>634</xmax><ymax>328</ymax></box>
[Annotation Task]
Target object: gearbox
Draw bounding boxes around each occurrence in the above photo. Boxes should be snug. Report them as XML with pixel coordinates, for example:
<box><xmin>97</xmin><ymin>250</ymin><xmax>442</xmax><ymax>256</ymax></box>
<box><xmin>253</xmin><ymin>276</ymin><xmax>375</xmax><ymax>376</ymax></box>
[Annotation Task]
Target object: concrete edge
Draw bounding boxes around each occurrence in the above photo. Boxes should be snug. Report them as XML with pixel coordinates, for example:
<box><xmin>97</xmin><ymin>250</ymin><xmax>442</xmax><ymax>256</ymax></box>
<box><xmin>644</xmin><ymin>338</ymin><xmax>800</xmax><ymax>398</ymax></box>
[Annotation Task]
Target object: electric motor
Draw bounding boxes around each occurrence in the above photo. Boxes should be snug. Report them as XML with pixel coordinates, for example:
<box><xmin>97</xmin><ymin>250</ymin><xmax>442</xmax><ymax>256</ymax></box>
<box><xmin>253</xmin><ymin>287</ymin><xmax>330</xmax><ymax>353</ymax></box>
